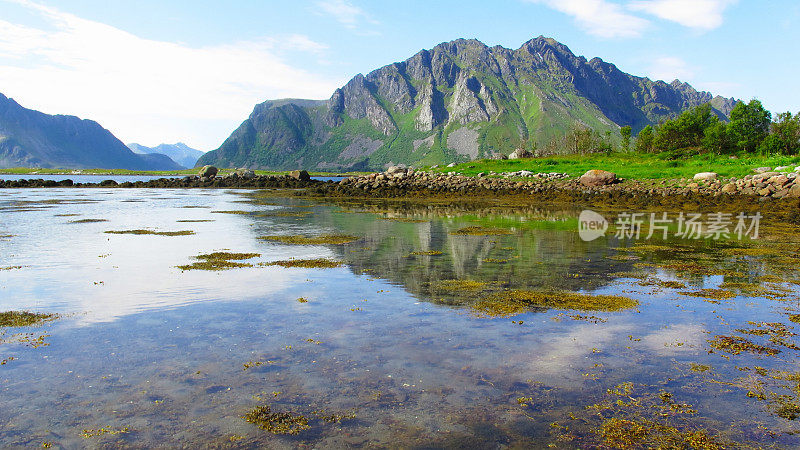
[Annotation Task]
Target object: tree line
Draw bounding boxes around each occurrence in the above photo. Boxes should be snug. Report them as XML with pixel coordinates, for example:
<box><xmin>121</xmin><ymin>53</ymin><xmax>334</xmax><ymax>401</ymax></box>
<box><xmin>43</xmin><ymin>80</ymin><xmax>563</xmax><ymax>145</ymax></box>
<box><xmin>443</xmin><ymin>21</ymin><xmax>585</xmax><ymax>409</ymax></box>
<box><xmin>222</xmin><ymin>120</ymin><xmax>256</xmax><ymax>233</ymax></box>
<box><xmin>629</xmin><ymin>100</ymin><xmax>800</xmax><ymax>156</ymax></box>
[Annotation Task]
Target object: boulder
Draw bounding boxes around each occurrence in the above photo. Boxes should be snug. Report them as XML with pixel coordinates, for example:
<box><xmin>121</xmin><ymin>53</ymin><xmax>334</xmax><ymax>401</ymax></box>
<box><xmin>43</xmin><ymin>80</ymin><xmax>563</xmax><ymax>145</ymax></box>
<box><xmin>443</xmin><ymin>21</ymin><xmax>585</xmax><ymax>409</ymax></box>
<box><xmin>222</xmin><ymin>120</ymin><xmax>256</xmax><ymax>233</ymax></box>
<box><xmin>289</xmin><ymin>170</ymin><xmax>310</xmax><ymax>181</ymax></box>
<box><xmin>693</xmin><ymin>172</ymin><xmax>718</xmax><ymax>182</ymax></box>
<box><xmin>721</xmin><ymin>183</ymin><xmax>737</xmax><ymax>194</ymax></box>
<box><xmin>579</xmin><ymin>170</ymin><xmax>616</xmax><ymax>187</ymax></box>
<box><xmin>236</xmin><ymin>168</ymin><xmax>256</xmax><ymax>179</ymax></box>
<box><xmin>509</xmin><ymin>148</ymin><xmax>533</xmax><ymax>159</ymax></box>
<box><xmin>790</xmin><ymin>183</ymin><xmax>800</xmax><ymax>198</ymax></box>
<box><xmin>199</xmin><ymin>165</ymin><xmax>218</xmax><ymax>178</ymax></box>
<box><xmin>754</xmin><ymin>167</ymin><xmax>772</xmax><ymax>174</ymax></box>
<box><xmin>447</xmin><ymin>163</ymin><xmax>457</xmax><ymax>168</ymax></box>
<box><xmin>386</xmin><ymin>165</ymin><xmax>407</xmax><ymax>175</ymax></box>
<box><xmin>775</xmin><ymin>166</ymin><xmax>792</xmax><ymax>172</ymax></box>
<box><xmin>492</xmin><ymin>153</ymin><xmax>508</xmax><ymax>160</ymax></box>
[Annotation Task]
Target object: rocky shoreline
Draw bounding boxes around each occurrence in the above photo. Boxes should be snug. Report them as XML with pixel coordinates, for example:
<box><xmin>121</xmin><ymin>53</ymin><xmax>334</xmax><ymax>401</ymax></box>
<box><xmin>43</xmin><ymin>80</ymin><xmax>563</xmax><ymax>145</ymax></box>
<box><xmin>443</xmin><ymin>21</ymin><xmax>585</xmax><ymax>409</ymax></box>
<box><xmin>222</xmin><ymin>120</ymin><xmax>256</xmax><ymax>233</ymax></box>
<box><xmin>3</xmin><ymin>165</ymin><xmax>800</xmax><ymax>220</ymax></box>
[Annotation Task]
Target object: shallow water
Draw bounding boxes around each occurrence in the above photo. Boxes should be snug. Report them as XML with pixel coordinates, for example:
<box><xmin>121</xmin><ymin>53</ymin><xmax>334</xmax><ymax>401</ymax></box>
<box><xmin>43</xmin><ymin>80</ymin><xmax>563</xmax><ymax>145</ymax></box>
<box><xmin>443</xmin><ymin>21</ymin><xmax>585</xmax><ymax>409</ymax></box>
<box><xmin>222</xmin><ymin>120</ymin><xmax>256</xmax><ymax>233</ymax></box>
<box><xmin>0</xmin><ymin>174</ymin><xmax>345</xmax><ymax>183</ymax></box>
<box><xmin>1</xmin><ymin>188</ymin><xmax>799</xmax><ymax>448</ymax></box>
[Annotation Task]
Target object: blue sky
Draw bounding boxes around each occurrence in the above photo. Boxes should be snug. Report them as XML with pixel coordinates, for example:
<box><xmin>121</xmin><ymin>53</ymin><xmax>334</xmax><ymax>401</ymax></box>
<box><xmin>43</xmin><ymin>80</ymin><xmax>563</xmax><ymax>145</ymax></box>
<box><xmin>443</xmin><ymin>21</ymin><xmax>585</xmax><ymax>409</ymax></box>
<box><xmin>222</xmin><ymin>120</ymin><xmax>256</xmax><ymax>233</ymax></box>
<box><xmin>0</xmin><ymin>0</ymin><xmax>797</xmax><ymax>150</ymax></box>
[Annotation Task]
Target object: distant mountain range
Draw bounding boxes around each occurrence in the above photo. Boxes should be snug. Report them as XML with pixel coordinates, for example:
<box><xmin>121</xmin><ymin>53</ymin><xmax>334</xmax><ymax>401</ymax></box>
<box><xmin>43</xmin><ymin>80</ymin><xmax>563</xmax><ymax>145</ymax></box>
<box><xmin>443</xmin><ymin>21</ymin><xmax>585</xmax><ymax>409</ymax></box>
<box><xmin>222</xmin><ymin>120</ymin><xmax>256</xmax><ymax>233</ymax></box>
<box><xmin>128</xmin><ymin>142</ymin><xmax>205</xmax><ymax>169</ymax></box>
<box><xmin>198</xmin><ymin>36</ymin><xmax>737</xmax><ymax>171</ymax></box>
<box><xmin>0</xmin><ymin>93</ymin><xmax>182</xmax><ymax>170</ymax></box>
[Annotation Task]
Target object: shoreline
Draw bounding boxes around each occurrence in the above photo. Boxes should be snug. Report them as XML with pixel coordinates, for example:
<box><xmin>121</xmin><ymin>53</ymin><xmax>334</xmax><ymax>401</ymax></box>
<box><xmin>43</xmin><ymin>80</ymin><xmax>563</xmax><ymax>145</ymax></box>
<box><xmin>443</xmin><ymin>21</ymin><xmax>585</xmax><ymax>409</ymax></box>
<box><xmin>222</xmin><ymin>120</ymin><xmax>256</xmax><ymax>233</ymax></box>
<box><xmin>3</xmin><ymin>169</ymin><xmax>800</xmax><ymax>223</ymax></box>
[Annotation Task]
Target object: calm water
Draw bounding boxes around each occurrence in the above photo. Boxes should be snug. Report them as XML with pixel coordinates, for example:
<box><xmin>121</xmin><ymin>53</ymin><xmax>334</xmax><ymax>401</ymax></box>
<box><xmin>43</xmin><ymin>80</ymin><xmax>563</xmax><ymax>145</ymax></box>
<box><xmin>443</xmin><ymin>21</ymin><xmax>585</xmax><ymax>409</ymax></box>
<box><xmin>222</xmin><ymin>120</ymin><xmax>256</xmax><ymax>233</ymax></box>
<box><xmin>0</xmin><ymin>174</ymin><xmax>345</xmax><ymax>183</ymax></box>
<box><xmin>1</xmin><ymin>188</ymin><xmax>799</xmax><ymax>448</ymax></box>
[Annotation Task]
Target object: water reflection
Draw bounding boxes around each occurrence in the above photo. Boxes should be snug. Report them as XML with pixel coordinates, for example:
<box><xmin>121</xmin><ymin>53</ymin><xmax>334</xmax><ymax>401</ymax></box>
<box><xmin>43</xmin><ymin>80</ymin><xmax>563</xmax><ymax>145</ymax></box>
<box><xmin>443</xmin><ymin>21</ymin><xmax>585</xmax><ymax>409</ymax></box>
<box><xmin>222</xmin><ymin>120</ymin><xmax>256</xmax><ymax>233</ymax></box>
<box><xmin>0</xmin><ymin>189</ymin><xmax>799</xmax><ymax>447</ymax></box>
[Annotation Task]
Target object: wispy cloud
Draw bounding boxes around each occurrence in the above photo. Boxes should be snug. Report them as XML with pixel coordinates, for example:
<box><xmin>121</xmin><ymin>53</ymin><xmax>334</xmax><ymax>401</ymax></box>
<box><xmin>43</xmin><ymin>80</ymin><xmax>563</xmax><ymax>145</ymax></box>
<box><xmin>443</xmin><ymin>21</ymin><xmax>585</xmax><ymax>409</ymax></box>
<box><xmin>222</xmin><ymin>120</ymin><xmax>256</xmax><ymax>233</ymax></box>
<box><xmin>0</xmin><ymin>0</ymin><xmax>342</xmax><ymax>149</ymax></box>
<box><xmin>647</xmin><ymin>56</ymin><xmax>695</xmax><ymax>82</ymax></box>
<box><xmin>313</xmin><ymin>0</ymin><xmax>378</xmax><ymax>31</ymax></box>
<box><xmin>628</xmin><ymin>0</ymin><xmax>736</xmax><ymax>30</ymax></box>
<box><xmin>525</xmin><ymin>0</ymin><xmax>650</xmax><ymax>38</ymax></box>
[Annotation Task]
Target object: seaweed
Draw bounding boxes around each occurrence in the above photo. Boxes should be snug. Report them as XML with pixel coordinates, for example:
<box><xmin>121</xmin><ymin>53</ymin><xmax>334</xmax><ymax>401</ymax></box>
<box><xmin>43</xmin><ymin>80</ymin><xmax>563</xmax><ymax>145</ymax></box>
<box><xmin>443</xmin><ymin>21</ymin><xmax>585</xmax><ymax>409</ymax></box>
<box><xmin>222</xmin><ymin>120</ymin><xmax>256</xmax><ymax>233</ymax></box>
<box><xmin>259</xmin><ymin>234</ymin><xmax>359</xmax><ymax>245</ymax></box>
<box><xmin>707</xmin><ymin>335</ymin><xmax>780</xmax><ymax>356</ymax></box>
<box><xmin>0</xmin><ymin>311</ymin><xmax>59</xmax><ymax>327</ymax></box>
<box><xmin>410</xmin><ymin>250</ymin><xmax>443</xmax><ymax>256</ymax></box>
<box><xmin>105</xmin><ymin>229</ymin><xmax>194</xmax><ymax>236</ymax></box>
<box><xmin>68</xmin><ymin>219</ymin><xmax>108</xmax><ymax>223</ymax></box>
<box><xmin>177</xmin><ymin>252</ymin><xmax>260</xmax><ymax>271</ymax></box>
<box><xmin>472</xmin><ymin>290</ymin><xmax>638</xmax><ymax>317</ymax></box>
<box><xmin>678</xmin><ymin>289</ymin><xmax>736</xmax><ymax>301</ymax></box>
<box><xmin>243</xmin><ymin>405</ymin><xmax>310</xmax><ymax>435</ymax></box>
<box><xmin>195</xmin><ymin>252</ymin><xmax>260</xmax><ymax>261</ymax></box>
<box><xmin>260</xmin><ymin>259</ymin><xmax>343</xmax><ymax>269</ymax></box>
<box><xmin>450</xmin><ymin>226</ymin><xmax>513</xmax><ymax>236</ymax></box>
<box><xmin>80</xmin><ymin>427</ymin><xmax>130</xmax><ymax>438</ymax></box>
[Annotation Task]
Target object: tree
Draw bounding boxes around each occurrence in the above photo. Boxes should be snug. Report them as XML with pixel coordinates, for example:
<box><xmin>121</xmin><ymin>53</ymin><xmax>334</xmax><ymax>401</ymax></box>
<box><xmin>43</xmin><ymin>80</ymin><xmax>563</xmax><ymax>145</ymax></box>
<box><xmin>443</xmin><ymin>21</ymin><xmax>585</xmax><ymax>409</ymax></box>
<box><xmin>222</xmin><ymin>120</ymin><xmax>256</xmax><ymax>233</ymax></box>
<box><xmin>759</xmin><ymin>111</ymin><xmax>800</xmax><ymax>155</ymax></box>
<box><xmin>652</xmin><ymin>104</ymin><xmax>719</xmax><ymax>152</ymax></box>
<box><xmin>728</xmin><ymin>99</ymin><xmax>771</xmax><ymax>153</ymax></box>
<box><xmin>620</xmin><ymin>126</ymin><xmax>632</xmax><ymax>152</ymax></box>
<box><xmin>702</xmin><ymin>122</ymin><xmax>732</xmax><ymax>154</ymax></box>
<box><xmin>635</xmin><ymin>125</ymin><xmax>654</xmax><ymax>153</ymax></box>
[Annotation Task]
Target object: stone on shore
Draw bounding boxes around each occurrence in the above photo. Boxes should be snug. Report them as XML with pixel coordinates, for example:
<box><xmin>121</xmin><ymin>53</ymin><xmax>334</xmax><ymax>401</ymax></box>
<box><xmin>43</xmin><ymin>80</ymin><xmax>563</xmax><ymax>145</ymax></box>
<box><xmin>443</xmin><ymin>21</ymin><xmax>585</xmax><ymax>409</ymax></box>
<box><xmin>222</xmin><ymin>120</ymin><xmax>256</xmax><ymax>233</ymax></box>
<box><xmin>236</xmin><ymin>168</ymin><xmax>256</xmax><ymax>179</ymax></box>
<box><xmin>579</xmin><ymin>170</ymin><xmax>617</xmax><ymax>187</ymax></box>
<box><xmin>693</xmin><ymin>172</ymin><xmax>718</xmax><ymax>182</ymax></box>
<box><xmin>289</xmin><ymin>170</ymin><xmax>310</xmax><ymax>181</ymax></box>
<box><xmin>509</xmin><ymin>148</ymin><xmax>533</xmax><ymax>159</ymax></box>
<box><xmin>199</xmin><ymin>165</ymin><xmax>218</xmax><ymax>178</ymax></box>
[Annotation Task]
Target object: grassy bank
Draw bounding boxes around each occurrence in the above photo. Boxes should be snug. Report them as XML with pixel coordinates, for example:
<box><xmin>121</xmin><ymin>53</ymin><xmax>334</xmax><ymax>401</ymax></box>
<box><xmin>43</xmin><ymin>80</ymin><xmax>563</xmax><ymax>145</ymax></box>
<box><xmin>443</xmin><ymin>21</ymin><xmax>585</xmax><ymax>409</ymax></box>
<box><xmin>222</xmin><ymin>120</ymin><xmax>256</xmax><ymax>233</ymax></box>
<box><xmin>435</xmin><ymin>152</ymin><xmax>800</xmax><ymax>180</ymax></box>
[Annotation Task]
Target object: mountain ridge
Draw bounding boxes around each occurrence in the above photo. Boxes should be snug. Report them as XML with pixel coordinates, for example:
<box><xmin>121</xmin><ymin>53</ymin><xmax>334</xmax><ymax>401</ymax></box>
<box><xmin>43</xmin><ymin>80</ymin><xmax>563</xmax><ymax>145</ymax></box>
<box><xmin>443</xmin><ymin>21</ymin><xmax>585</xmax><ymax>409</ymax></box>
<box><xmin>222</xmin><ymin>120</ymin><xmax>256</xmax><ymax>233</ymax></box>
<box><xmin>0</xmin><ymin>93</ymin><xmax>183</xmax><ymax>170</ymax></box>
<box><xmin>128</xmin><ymin>142</ymin><xmax>205</xmax><ymax>169</ymax></box>
<box><xmin>198</xmin><ymin>35</ymin><xmax>737</xmax><ymax>171</ymax></box>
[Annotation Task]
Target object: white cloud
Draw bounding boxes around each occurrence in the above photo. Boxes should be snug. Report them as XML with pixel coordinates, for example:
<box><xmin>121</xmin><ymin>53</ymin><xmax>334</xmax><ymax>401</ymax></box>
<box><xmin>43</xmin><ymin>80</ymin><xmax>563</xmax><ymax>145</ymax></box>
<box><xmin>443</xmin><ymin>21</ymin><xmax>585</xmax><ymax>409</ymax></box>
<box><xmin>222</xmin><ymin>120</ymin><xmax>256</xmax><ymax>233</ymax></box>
<box><xmin>525</xmin><ymin>0</ymin><xmax>650</xmax><ymax>38</ymax></box>
<box><xmin>647</xmin><ymin>56</ymin><xmax>695</xmax><ymax>82</ymax></box>
<box><xmin>0</xmin><ymin>0</ymin><xmax>343</xmax><ymax>150</ymax></box>
<box><xmin>628</xmin><ymin>0</ymin><xmax>736</xmax><ymax>30</ymax></box>
<box><xmin>313</xmin><ymin>0</ymin><xmax>377</xmax><ymax>30</ymax></box>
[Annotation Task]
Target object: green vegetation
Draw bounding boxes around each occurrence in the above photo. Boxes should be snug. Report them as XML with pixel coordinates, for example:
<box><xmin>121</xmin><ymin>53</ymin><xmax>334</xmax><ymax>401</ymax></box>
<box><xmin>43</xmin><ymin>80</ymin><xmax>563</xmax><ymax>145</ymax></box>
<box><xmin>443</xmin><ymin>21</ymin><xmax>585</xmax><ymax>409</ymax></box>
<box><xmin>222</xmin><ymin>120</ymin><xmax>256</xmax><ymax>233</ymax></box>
<box><xmin>177</xmin><ymin>252</ymin><xmax>260</xmax><ymax>271</ymax></box>
<box><xmin>437</xmin><ymin>151</ymin><xmax>800</xmax><ymax>179</ymax></box>
<box><xmin>260</xmin><ymin>259</ymin><xmax>343</xmax><ymax>269</ymax></box>
<box><xmin>450</xmin><ymin>226</ymin><xmax>513</xmax><ymax>236</ymax></box>
<box><xmin>105</xmin><ymin>229</ymin><xmax>194</xmax><ymax>236</ymax></box>
<box><xmin>259</xmin><ymin>234</ymin><xmax>359</xmax><ymax>245</ymax></box>
<box><xmin>473</xmin><ymin>290</ymin><xmax>638</xmax><ymax>317</ymax></box>
<box><xmin>0</xmin><ymin>311</ymin><xmax>59</xmax><ymax>327</ymax></box>
<box><xmin>68</xmin><ymin>219</ymin><xmax>108</xmax><ymax>223</ymax></box>
<box><xmin>242</xmin><ymin>405</ymin><xmax>310</xmax><ymax>435</ymax></box>
<box><xmin>635</xmin><ymin>100</ymin><xmax>799</xmax><ymax>156</ymax></box>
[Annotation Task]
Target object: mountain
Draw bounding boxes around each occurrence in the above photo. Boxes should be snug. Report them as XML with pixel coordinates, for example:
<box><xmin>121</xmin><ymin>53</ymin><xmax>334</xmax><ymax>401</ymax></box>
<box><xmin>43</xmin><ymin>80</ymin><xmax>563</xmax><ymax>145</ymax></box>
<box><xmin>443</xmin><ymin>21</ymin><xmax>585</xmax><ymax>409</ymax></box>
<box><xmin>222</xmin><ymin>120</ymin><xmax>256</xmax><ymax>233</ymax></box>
<box><xmin>0</xmin><ymin>93</ymin><xmax>183</xmax><ymax>170</ymax></box>
<box><xmin>128</xmin><ymin>142</ymin><xmax>205</xmax><ymax>169</ymax></box>
<box><xmin>198</xmin><ymin>36</ymin><xmax>737</xmax><ymax>171</ymax></box>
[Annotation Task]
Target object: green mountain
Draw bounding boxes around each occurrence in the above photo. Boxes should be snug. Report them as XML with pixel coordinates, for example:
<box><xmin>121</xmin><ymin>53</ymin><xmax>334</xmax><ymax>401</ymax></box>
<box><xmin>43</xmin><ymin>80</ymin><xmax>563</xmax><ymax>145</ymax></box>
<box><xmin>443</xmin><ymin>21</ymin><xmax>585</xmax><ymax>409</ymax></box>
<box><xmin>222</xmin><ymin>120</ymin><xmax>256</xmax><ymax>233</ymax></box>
<box><xmin>0</xmin><ymin>93</ymin><xmax>183</xmax><ymax>170</ymax></box>
<box><xmin>128</xmin><ymin>142</ymin><xmax>205</xmax><ymax>169</ymax></box>
<box><xmin>198</xmin><ymin>36</ymin><xmax>737</xmax><ymax>171</ymax></box>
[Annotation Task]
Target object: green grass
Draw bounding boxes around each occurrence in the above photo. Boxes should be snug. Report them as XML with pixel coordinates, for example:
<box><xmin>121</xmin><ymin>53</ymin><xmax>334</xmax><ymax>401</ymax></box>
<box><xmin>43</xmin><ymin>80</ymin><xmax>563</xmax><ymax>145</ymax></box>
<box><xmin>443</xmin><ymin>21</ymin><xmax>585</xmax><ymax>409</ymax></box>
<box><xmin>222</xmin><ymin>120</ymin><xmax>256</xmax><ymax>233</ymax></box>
<box><xmin>437</xmin><ymin>152</ymin><xmax>800</xmax><ymax>180</ymax></box>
